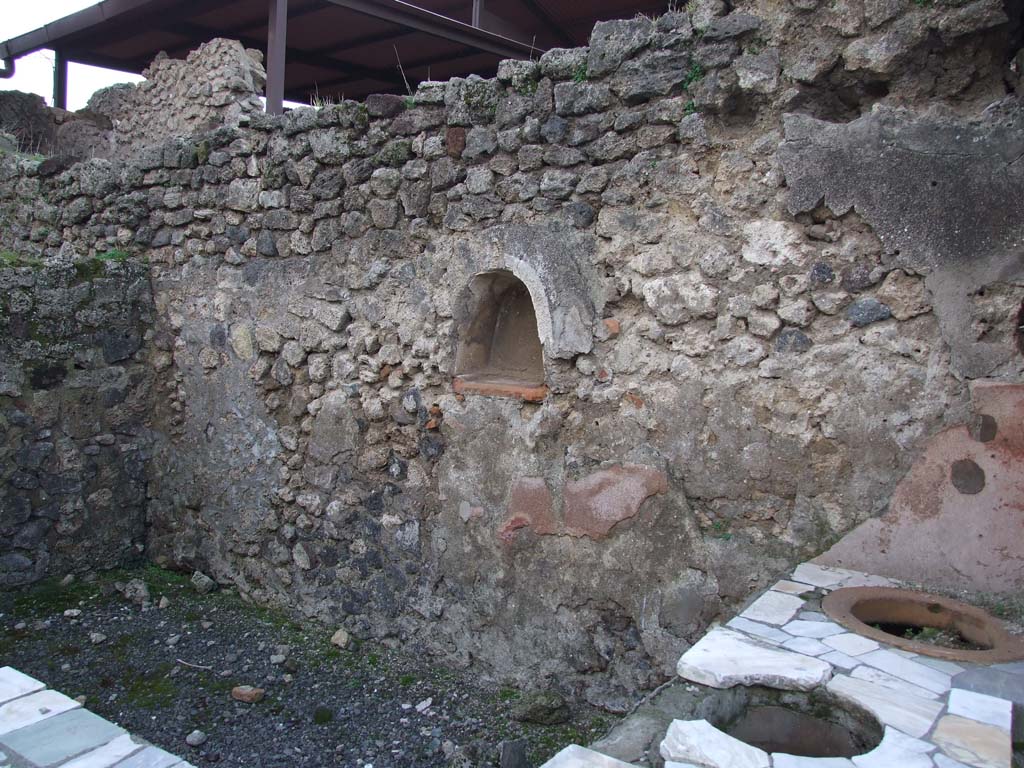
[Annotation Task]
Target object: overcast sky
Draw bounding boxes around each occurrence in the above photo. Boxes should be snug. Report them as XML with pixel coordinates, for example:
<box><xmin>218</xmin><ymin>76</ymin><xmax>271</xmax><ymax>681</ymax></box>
<box><xmin>3</xmin><ymin>2</ymin><xmax>144</xmax><ymax>110</ymax></box>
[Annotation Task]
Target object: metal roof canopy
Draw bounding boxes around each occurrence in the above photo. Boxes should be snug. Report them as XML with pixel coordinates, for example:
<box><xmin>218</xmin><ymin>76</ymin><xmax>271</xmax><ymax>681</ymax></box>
<box><xmin>0</xmin><ymin>0</ymin><xmax>666</xmax><ymax>113</ymax></box>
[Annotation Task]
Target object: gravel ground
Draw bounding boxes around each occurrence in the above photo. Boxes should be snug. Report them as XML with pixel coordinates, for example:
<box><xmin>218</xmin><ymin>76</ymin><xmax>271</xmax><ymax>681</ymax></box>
<box><xmin>0</xmin><ymin>567</ymin><xmax>613</xmax><ymax>767</ymax></box>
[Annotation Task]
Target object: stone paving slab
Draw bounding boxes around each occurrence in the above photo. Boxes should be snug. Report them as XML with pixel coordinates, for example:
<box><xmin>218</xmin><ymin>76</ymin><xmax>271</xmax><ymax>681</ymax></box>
<box><xmin>58</xmin><ymin>735</ymin><xmax>144</xmax><ymax>768</ymax></box>
<box><xmin>0</xmin><ymin>671</ymin><xmax>44</xmax><ymax>708</ymax></box>
<box><xmin>1</xmin><ymin>710</ymin><xmax>124</xmax><ymax>767</ymax></box>
<box><xmin>0</xmin><ymin>670</ymin><xmax>188</xmax><ymax>768</ymax></box>
<box><xmin>0</xmin><ymin>692</ymin><xmax>80</xmax><ymax>738</ymax></box>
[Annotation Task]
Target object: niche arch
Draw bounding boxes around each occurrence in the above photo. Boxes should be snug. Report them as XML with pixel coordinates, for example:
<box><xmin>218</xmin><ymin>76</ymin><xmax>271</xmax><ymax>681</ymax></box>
<box><xmin>453</xmin><ymin>269</ymin><xmax>548</xmax><ymax>401</ymax></box>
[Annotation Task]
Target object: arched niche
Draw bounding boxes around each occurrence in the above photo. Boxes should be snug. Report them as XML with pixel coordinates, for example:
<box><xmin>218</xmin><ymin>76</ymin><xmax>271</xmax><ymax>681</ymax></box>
<box><xmin>453</xmin><ymin>270</ymin><xmax>548</xmax><ymax>401</ymax></box>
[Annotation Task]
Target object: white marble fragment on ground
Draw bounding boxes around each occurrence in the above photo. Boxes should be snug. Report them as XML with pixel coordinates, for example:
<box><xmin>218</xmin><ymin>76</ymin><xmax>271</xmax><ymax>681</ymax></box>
<box><xmin>660</xmin><ymin>719</ymin><xmax>770</xmax><ymax>768</ymax></box>
<box><xmin>538</xmin><ymin>744</ymin><xmax>637</xmax><ymax>767</ymax></box>
<box><xmin>946</xmin><ymin>689</ymin><xmax>1012</xmax><ymax>732</ymax></box>
<box><xmin>827</xmin><ymin>674</ymin><xmax>944</xmax><ymax>738</ymax></box>
<box><xmin>0</xmin><ymin>667</ymin><xmax>45</xmax><ymax>706</ymax></box>
<box><xmin>741</xmin><ymin>591</ymin><xmax>805</xmax><ymax>625</ymax></box>
<box><xmin>852</xmin><ymin>726</ymin><xmax>936</xmax><ymax>768</ymax></box>
<box><xmin>677</xmin><ymin>628</ymin><xmax>832</xmax><ymax>690</ymax></box>
<box><xmin>0</xmin><ymin>689</ymin><xmax>81</xmax><ymax>736</ymax></box>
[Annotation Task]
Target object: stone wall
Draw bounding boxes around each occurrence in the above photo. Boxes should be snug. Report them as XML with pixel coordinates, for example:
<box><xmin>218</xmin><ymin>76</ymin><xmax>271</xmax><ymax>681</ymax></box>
<box><xmin>0</xmin><ymin>38</ymin><xmax>265</xmax><ymax>162</ymax></box>
<box><xmin>0</xmin><ymin>255</ymin><xmax>154</xmax><ymax>586</ymax></box>
<box><xmin>0</xmin><ymin>0</ymin><xmax>1021</xmax><ymax>708</ymax></box>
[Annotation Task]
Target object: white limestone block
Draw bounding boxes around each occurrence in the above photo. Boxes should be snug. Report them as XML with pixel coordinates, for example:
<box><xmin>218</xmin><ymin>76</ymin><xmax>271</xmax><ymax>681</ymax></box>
<box><xmin>660</xmin><ymin>719</ymin><xmax>769</xmax><ymax>768</ymax></box>
<box><xmin>677</xmin><ymin>628</ymin><xmax>833</xmax><ymax>690</ymax></box>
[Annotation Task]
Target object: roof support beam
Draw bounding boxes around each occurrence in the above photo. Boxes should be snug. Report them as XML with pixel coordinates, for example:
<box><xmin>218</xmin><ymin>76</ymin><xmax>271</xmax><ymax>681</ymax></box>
<box><xmin>266</xmin><ymin>0</ymin><xmax>289</xmax><ymax>115</ymax></box>
<box><xmin>53</xmin><ymin>50</ymin><xmax>69</xmax><ymax>109</ymax></box>
<box><xmin>516</xmin><ymin>0</ymin><xmax>574</xmax><ymax>46</ymax></box>
<box><xmin>163</xmin><ymin>21</ymin><xmax>404</xmax><ymax>89</ymax></box>
<box><xmin>320</xmin><ymin>0</ymin><xmax>539</xmax><ymax>60</ymax></box>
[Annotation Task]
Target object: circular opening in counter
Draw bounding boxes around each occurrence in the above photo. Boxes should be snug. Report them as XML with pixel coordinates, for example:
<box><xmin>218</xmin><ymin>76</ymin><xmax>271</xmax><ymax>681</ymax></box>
<box><xmin>822</xmin><ymin>586</ymin><xmax>1024</xmax><ymax>663</ymax></box>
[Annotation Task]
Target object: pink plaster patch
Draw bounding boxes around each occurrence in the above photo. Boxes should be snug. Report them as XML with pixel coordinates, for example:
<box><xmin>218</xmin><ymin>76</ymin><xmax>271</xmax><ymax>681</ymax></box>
<box><xmin>500</xmin><ymin>477</ymin><xmax>555</xmax><ymax>541</ymax></box>
<box><xmin>564</xmin><ymin>465</ymin><xmax>669</xmax><ymax>538</ymax></box>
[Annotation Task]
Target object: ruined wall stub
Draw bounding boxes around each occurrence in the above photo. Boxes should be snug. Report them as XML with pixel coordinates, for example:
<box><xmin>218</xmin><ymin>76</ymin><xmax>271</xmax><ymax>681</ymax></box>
<box><xmin>0</xmin><ymin>0</ymin><xmax>1021</xmax><ymax>709</ymax></box>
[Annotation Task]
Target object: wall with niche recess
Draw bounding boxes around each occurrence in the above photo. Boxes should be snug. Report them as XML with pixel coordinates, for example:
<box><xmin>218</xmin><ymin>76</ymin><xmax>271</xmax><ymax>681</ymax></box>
<box><xmin>0</xmin><ymin>0</ymin><xmax>1022</xmax><ymax>710</ymax></box>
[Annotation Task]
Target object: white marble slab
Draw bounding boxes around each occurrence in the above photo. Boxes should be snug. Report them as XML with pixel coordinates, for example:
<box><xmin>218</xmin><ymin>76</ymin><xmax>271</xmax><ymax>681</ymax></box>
<box><xmin>0</xmin><ymin>667</ymin><xmax>45</xmax><ymax>706</ymax></box>
<box><xmin>852</xmin><ymin>727</ymin><xmax>936</xmax><ymax>768</ymax></box>
<box><xmin>0</xmin><ymin>689</ymin><xmax>80</xmax><ymax>736</ymax></box>
<box><xmin>774</xmin><ymin>756</ymin><xmax>854</xmax><ymax>768</ymax></box>
<box><xmin>851</xmin><ymin>664</ymin><xmax>941</xmax><ymax>700</ymax></box>
<box><xmin>792</xmin><ymin>563</ymin><xmax>857</xmax><ymax>589</ymax></box>
<box><xmin>821</xmin><ymin>650</ymin><xmax>860</xmax><ymax>671</ymax></box>
<box><xmin>782</xmin><ymin>620</ymin><xmax>845</xmax><ymax>639</ymax></box>
<box><xmin>539</xmin><ymin>744</ymin><xmax>636</xmax><ymax>767</ymax></box>
<box><xmin>782</xmin><ymin>636</ymin><xmax>831</xmax><ymax>656</ymax></box>
<box><xmin>946</xmin><ymin>688</ymin><xmax>1013</xmax><ymax>732</ymax></box>
<box><xmin>677</xmin><ymin>628</ymin><xmax>833</xmax><ymax>691</ymax></box>
<box><xmin>59</xmin><ymin>734</ymin><xmax>145</xmax><ymax>768</ymax></box>
<box><xmin>740</xmin><ymin>591</ymin><xmax>804</xmax><ymax>626</ymax></box>
<box><xmin>932</xmin><ymin>715</ymin><xmax>1011</xmax><ymax>768</ymax></box>
<box><xmin>726</xmin><ymin>616</ymin><xmax>789</xmax><ymax>644</ymax></box>
<box><xmin>859</xmin><ymin>649</ymin><xmax>952</xmax><ymax>695</ymax></box>
<box><xmin>916</xmin><ymin>657</ymin><xmax>964</xmax><ymax>676</ymax></box>
<box><xmin>772</xmin><ymin>580</ymin><xmax>814</xmax><ymax>595</ymax></box>
<box><xmin>824</xmin><ymin>633</ymin><xmax>879</xmax><ymax>657</ymax></box>
<box><xmin>933</xmin><ymin>755</ymin><xmax>973</xmax><ymax>768</ymax></box>
<box><xmin>661</xmin><ymin>719</ymin><xmax>769</xmax><ymax>768</ymax></box>
<box><xmin>827</xmin><ymin>674</ymin><xmax>944</xmax><ymax>738</ymax></box>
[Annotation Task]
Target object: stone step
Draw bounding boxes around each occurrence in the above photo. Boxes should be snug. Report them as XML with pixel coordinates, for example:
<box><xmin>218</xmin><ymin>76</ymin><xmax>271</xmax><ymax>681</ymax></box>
<box><xmin>0</xmin><ymin>666</ymin><xmax>193</xmax><ymax>768</ymax></box>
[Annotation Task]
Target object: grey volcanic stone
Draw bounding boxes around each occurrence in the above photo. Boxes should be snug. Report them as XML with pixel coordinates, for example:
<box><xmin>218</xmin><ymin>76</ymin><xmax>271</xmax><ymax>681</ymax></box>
<box><xmin>846</xmin><ymin>298</ymin><xmax>892</xmax><ymax>327</ymax></box>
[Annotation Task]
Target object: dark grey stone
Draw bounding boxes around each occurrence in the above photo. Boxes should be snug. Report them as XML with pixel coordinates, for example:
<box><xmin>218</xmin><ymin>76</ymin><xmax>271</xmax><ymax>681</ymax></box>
<box><xmin>846</xmin><ymin>298</ymin><xmax>892</xmax><ymax>327</ymax></box>
<box><xmin>775</xmin><ymin>328</ymin><xmax>814</xmax><ymax>353</ymax></box>
<box><xmin>257</xmin><ymin>229</ymin><xmax>279</xmax><ymax>257</ymax></box>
